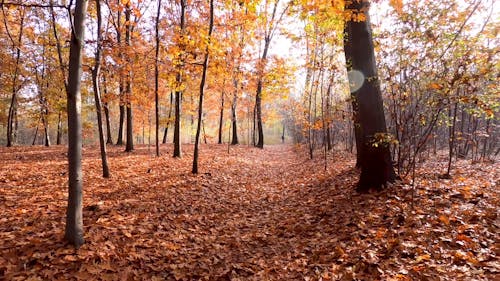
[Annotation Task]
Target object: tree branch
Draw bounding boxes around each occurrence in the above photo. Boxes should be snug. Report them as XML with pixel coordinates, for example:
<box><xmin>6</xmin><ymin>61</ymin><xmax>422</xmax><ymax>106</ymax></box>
<box><xmin>0</xmin><ymin>2</ymin><xmax>68</xmax><ymax>9</ymax></box>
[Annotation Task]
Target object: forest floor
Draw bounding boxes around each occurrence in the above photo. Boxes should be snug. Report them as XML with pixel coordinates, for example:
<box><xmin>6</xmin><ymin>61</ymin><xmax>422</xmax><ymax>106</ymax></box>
<box><xmin>0</xmin><ymin>144</ymin><xmax>498</xmax><ymax>280</ymax></box>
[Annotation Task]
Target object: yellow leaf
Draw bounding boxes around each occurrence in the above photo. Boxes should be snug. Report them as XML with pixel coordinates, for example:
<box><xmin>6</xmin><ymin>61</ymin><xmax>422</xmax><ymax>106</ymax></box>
<box><xmin>416</xmin><ymin>254</ymin><xmax>431</xmax><ymax>263</ymax></box>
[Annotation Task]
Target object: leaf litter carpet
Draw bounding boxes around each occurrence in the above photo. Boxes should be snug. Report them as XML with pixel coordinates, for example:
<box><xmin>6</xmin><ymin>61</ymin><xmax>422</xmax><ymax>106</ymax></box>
<box><xmin>0</xmin><ymin>144</ymin><xmax>498</xmax><ymax>280</ymax></box>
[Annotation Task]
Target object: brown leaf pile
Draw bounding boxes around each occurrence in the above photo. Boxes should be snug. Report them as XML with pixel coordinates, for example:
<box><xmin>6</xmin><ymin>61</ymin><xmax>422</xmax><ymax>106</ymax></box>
<box><xmin>0</xmin><ymin>144</ymin><xmax>498</xmax><ymax>280</ymax></box>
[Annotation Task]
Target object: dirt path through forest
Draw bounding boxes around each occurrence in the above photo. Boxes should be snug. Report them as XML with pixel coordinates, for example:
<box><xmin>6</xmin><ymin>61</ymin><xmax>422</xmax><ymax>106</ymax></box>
<box><xmin>0</xmin><ymin>144</ymin><xmax>498</xmax><ymax>280</ymax></box>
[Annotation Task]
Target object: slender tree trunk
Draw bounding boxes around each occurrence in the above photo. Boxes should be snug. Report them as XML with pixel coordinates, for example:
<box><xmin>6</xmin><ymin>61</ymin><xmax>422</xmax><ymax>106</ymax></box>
<box><xmin>3</xmin><ymin>6</ymin><xmax>25</xmax><ymax>147</ymax></box>
<box><xmin>7</xmin><ymin>93</ymin><xmax>18</xmax><ymax>147</ymax></box>
<box><xmin>56</xmin><ymin>111</ymin><xmax>62</xmax><ymax>145</ymax></box>
<box><xmin>254</xmin><ymin>0</ymin><xmax>282</xmax><ymax>148</ymax></box>
<box><xmin>42</xmin><ymin>107</ymin><xmax>50</xmax><ymax>147</ymax></box>
<box><xmin>282</xmin><ymin>124</ymin><xmax>285</xmax><ymax>143</ymax></box>
<box><xmin>445</xmin><ymin>98</ymin><xmax>458</xmax><ymax>176</ymax></box>
<box><xmin>124</xmin><ymin>2</ymin><xmax>134</xmax><ymax>152</ymax></box>
<box><xmin>154</xmin><ymin>0</ymin><xmax>162</xmax><ymax>156</ymax></box>
<box><xmin>344</xmin><ymin>0</ymin><xmax>396</xmax><ymax>191</ymax></box>
<box><xmin>202</xmin><ymin>119</ymin><xmax>207</xmax><ymax>144</ymax></box>
<box><xmin>163</xmin><ymin>92</ymin><xmax>173</xmax><ymax>143</ymax></box>
<box><xmin>231</xmin><ymin>91</ymin><xmax>239</xmax><ymax>145</ymax></box>
<box><xmin>173</xmin><ymin>0</ymin><xmax>186</xmax><ymax>158</ymax></box>
<box><xmin>173</xmin><ymin>87</ymin><xmax>182</xmax><ymax>157</ymax></box>
<box><xmin>116</xmin><ymin>103</ymin><xmax>125</xmax><ymax>145</ymax></box>
<box><xmin>65</xmin><ymin>0</ymin><xmax>88</xmax><ymax>248</ymax></box>
<box><xmin>218</xmin><ymin>91</ymin><xmax>224</xmax><ymax>144</ymax></box>
<box><xmin>254</xmin><ymin>31</ymin><xmax>272</xmax><ymax>148</ymax></box>
<box><xmin>102</xmin><ymin>74</ymin><xmax>113</xmax><ymax>145</ymax></box>
<box><xmin>252</xmin><ymin>106</ymin><xmax>256</xmax><ymax>145</ymax></box>
<box><xmin>32</xmin><ymin>124</ymin><xmax>39</xmax><ymax>146</ymax></box>
<box><xmin>92</xmin><ymin>0</ymin><xmax>110</xmax><ymax>178</ymax></box>
<box><xmin>325</xmin><ymin>77</ymin><xmax>333</xmax><ymax>151</ymax></box>
<box><xmin>481</xmin><ymin>119</ymin><xmax>490</xmax><ymax>160</ymax></box>
<box><xmin>115</xmin><ymin>4</ymin><xmax>124</xmax><ymax>146</ymax></box>
<box><xmin>50</xmin><ymin>1</ymin><xmax>69</xmax><ymax>145</ymax></box>
<box><xmin>192</xmin><ymin>0</ymin><xmax>214</xmax><ymax>173</ymax></box>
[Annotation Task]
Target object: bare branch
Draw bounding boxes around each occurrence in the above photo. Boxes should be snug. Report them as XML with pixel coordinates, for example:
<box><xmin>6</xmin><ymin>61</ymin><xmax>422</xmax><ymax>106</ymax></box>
<box><xmin>0</xmin><ymin>2</ymin><xmax>68</xmax><ymax>9</ymax></box>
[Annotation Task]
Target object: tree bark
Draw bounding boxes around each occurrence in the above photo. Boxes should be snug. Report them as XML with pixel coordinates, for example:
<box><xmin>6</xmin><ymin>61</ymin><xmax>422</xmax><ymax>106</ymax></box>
<box><xmin>92</xmin><ymin>0</ymin><xmax>110</xmax><ymax>178</ymax></box>
<box><xmin>115</xmin><ymin>2</ymin><xmax>124</xmax><ymax>146</ymax></box>
<box><xmin>56</xmin><ymin>111</ymin><xmax>62</xmax><ymax>145</ymax></box>
<box><xmin>192</xmin><ymin>0</ymin><xmax>214</xmax><ymax>173</ymax></box>
<box><xmin>218</xmin><ymin>91</ymin><xmax>224</xmax><ymax>144</ymax></box>
<box><xmin>116</xmin><ymin>103</ymin><xmax>125</xmax><ymax>145</ymax></box>
<box><xmin>65</xmin><ymin>0</ymin><xmax>88</xmax><ymax>248</ymax></box>
<box><xmin>102</xmin><ymin>74</ymin><xmax>113</xmax><ymax>145</ymax></box>
<box><xmin>124</xmin><ymin>2</ymin><xmax>134</xmax><ymax>152</ymax></box>
<box><xmin>344</xmin><ymin>0</ymin><xmax>396</xmax><ymax>192</ymax></box>
<box><xmin>255</xmin><ymin>55</ymin><xmax>266</xmax><ymax>149</ymax></box>
<box><xmin>154</xmin><ymin>0</ymin><xmax>162</xmax><ymax>156</ymax></box>
<box><xmin>173</xmin><ymin>0</ymin><xmax>186</xmax><ymax>158</ymax></box>
<box><xmin>163</xmin><ymin>92</ymin><xmax>173</xmax><ymax>144</ymax></box>
<box><xmin>3</xmin><ymin>6</ymin><xmax>25</xmax><ymax>147</ymax></box>
<box><xmin>231</xmin><ymin>90</ymin><xmax>239</xmax><ymax>145</ymax></box>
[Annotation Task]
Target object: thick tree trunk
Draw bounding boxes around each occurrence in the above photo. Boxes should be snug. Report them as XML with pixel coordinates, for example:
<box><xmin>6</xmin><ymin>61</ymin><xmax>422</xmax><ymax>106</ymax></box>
<box><xmin>65</xmin><ymin>0</ymin><xmax>87</xmax><ymax>248</ymax></box>
<box><xmin>344</xmin><ymin>0</ymin><xmax>396</xmax><ymax>192</ymax></box>
<box><xmin>92</xmin><ymin>0</ymin><xmax>110</xmax><ymax>178</ymax></box>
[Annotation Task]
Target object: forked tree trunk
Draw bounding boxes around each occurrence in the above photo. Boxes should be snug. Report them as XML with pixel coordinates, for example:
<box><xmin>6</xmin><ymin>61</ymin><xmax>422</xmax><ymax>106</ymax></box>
<box><xmin>344</xmin><ymin>0</ymin><xmax>396</xmax><ymax>192</ymax></box>
<box><xmin>4</xmin><ymin>6</ymin><xmax>25</xmax><ymax>147</ymax></box>
<box><xmin>65</xmin><ymin>0</ymin><xmax>88</xmax><ymax>248</ymax></box>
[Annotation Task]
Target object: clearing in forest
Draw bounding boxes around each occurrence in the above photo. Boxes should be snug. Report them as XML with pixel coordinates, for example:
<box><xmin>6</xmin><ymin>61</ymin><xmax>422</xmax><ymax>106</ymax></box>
<box><xmin>0</xmin><ymin>144</ymin><xmax>498</xmax><ymax>280</ymax></box>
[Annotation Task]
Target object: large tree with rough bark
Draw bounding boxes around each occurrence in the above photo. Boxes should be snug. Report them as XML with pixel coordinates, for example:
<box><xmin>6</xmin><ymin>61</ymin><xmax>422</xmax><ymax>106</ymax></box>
<box><xmin>343</xmin><ymin>0</ymin><xmax>396</xmax><ymax>191</ymax></box>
